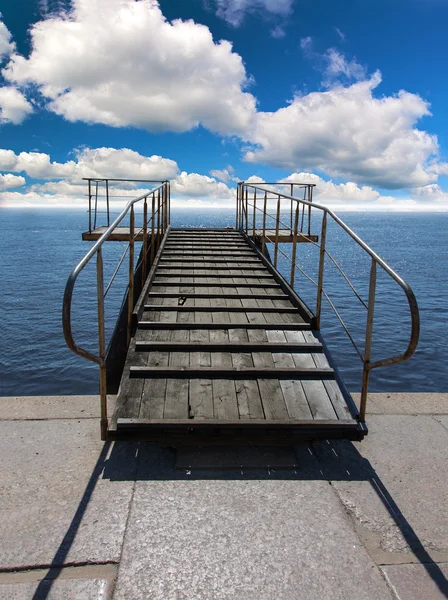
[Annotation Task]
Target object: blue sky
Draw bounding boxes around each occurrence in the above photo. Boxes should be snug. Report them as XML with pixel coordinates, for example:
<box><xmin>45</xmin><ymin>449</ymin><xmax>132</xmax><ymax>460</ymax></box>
<box><xmin>0</xmin><ymin>0</ymin><xmax>448</xmax><ymax>209</ymax></box>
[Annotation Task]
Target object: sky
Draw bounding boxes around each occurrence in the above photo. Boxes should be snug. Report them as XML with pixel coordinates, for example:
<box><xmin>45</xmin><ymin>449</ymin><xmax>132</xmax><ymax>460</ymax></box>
<box><xmin>0</xmin><ymin>0</ymin><xmax>448</xmax><ymax>210</ymax></box>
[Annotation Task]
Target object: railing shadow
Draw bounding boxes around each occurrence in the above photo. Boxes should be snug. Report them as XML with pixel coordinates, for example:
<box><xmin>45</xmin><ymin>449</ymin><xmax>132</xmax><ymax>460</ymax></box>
<box><xmin>32</xmin><ymin>439</ymin><xmax>447</xmax><ymax>598</ymax></box>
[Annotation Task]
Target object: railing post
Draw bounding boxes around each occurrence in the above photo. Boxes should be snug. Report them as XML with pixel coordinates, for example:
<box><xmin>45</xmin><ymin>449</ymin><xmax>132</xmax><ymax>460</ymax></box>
<box><xmin>261</xmin><ymin>190</ymin><xmax>267</xmax><ymax>256</ymax></box>
<box><xmin>142</xmin><ymin>196</ymin><xmax>148</xmax><ymax>284</ymax></box>
<box><xmin>360</xmin><ymin>259</ymin><xmax>377</xmax><ymax>422</ymax></box>
<box><xmin>106</xmin><ymin>179</ymin><xmax>110</xmax><ymax>227</ymax></box>
<box><xmin>236</xmin><ymin>183</ymin><xmax>240</xmax><ymax>230</ymax></box>
<box><xmin>316</xmin><ymin>212</ymin><xmax>327</xmax><ymax>329</ymax></box>
<box><xmin>151</xmin><ymin>193</ymin><xmax>155</xmax><ymax>264</ymax></box>
<box><xmin>88</xmin><ymin>179</ymin><xmax>92</xmax><ymax>233</ymax></box>
<box><xmin>290</xmin><ymin>183</ymin><xmax>293</xmax><ymax>230</ymax></box>
<box><xmin>127</xmin><ymin>205</ymin><xmax>135</xmax><ymax>346</ymax></box>
<box><xmin>245</xmin><ymin>185</ymin><xmax>249</xmax><ymax>233</ymax></box>
<box><xmin>157</xmin><ymin>188</ymin><xmax>161</xmax><ymax>250</ymax></box>
<box><xmin>252</xmin><ymin>189</ymin><xmax>257</xmax><ymax>239</ymax></box>
<box><xmin>94</xmin><ymin>181</ymin><xmax>99</xmax><ymax>230</ymax></box>
<box><xmin>308</xmin><ymin>185</ymin><xmax>313</xmax><ymax>236</ymax></box>
<box><xmin>273</xmin><ymin>194</ymin><xmax>281</xmax><ymax>268</ymax></box>
<box><xmin>96</xmin><ymin>248</ymin><xmax>108</xmax><ymax>440</ymax></box>
<box><xmin>290</xmin><ymin>200</ymin><xmax>300</xmax><ymax>288</ymax></box>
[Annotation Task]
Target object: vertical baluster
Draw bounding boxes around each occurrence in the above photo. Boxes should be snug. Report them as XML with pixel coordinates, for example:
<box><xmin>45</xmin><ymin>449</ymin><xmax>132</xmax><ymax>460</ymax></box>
<box><xmin>127</xmin><ymin>205</ymin><xmax>135</xmax><ymax>346</ymax></box>
<box><xmin>94</xmin><ymin>181</ymin><xmax>99</xmax><ymax>230</ymax></box>
<box><xmin>142</xmin><ymin>197</ymin><xmax>148</xmax><ymax>284</ymax></box>
<box><xmin>360</xmin><ymin>259</ymin><xmax>377</xmax><ymax>422</ymax></box>
<box><xmin>157</xmin><ymin>188</ymin><xmax>161</xmax><ymax>250</ymax></box>
<box><xmin>261</xmin><ymin>190</ymin><xmax>267</xmax><ymax>256</ymax></box>
<box><xmin>236</xmin><ymin>183</ymin><xmax>240</xmax><ymax>230</ymax></box>
<box><xmin>245</xmin><ymin>185</ymin><xmax>249</xmax><ymax>233</ymax></box>
<box><xmin>252</xmin><ymin>189</ymin><xmax>257</xmax><ymax>239</ymax></box>
<box><xmin>96</xmin><ymin>248</ymin><xmax>107</xmax><ymax>440</ymax></box>
<box><xmin>290</xmin><ymin>183</ymin><xmax>293</xmax><ymax>230</ymax></box>
<box><xmin>274</xmin><ymin>194</ymin><xmax>281</xmax><ymax>268</ymax></box>
<box><xmin>106</xmin><ymin>179</ymin><xmax>110</xmax><ymax>227</ymax></box>
<box><xmin>315</xmin><ymin>212</ymin><xmax>327</xmax><ymax>329</ymax></box>
<box><xmin>308</xmin><ymin>185</ymin><xmax>313</xmax><ymax>236</ymax></box>
<box><xmin>151</xmin><ymin>193</ymin><xmax>155</xmax><ymax>264</ymax></box>
<box><xmin>290</xmin><ymin>201</ymin><xmax>300</xmax><ymax>287</ymax></box>
<box><xmin>88</xmin><ymin>179</ymin><xmax>92</xmax><ymax>232</ymax></box>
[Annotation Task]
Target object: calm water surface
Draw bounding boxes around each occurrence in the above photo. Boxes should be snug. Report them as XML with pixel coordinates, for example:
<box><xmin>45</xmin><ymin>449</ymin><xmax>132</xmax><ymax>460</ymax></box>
<box><xmin>0</xmin><ymin>208</ymin><xmax>446</xmax><ymax>395</ymax></box>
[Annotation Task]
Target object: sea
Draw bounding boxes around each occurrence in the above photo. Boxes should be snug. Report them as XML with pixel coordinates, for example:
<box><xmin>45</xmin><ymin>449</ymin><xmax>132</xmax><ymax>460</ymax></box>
<box><xmin>0</xmin><ymin>208</ymin><xmax>447</xmax><ymax>396</ymax></box>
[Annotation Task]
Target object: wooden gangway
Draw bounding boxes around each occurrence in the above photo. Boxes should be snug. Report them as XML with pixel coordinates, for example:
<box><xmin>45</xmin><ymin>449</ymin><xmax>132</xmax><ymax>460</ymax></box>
<box><xmin>110</xmin><ymin>227</ymin><xmax>363</xmax><ymax>443</ymax></box>
<box><xmin>63</xmin><ymin>179</ymin><xmax>420</xmax><ymax>443</ymax></box>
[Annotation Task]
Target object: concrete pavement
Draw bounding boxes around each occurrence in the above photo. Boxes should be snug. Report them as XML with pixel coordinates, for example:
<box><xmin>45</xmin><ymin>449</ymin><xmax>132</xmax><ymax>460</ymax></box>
<box><xmin>0</xmin><ymin>393</ymin><xmax>447</xmax><ymax>599</ymax></box>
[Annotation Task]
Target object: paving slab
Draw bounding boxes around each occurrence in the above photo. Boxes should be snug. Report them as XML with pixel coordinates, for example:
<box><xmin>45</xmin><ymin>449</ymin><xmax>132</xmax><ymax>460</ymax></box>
<box><xmin>0</xmin><ymin>395</ymin><xmax>116</xmax><ymax>420</ymax></box>
<box><xmin>0</xmin><ymin>577</ymin><xmax>114</xmax><ymax>600</ymax></box>
<box><xmin>350</xmin><ymin>393</ymin><xmax>448</xmax><ymax>415</ymax></box>
<box><xmin>313</xmin><ymin>415</ymin><xmax>448</xmax><ymax>565</ymax></box>
<box><xmin>0</xmin><ymin>419</ymin><xmax>136</xmax><ymax>569</ymax></box>
<box><xmin>381</xmin><ymin>563</ymin><xmax>448</xmax><ymax>600</ymax></box>
<box><xmin>113</xmin><ymin>445</ymin><xmax>393</xmax><ymax>600</ymax></box>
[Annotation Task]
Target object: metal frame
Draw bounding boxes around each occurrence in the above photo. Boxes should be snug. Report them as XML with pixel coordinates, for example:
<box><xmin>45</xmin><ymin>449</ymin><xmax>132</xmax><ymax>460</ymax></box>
<box><xmin>237</xmin><ymin>182</ymin><xmax>420</xmax><ymax>421</ymax></box>
<box><xmin>63</xmin><ymin>181</ymin><xmax>170</xmax><ymax>440</ymax></box>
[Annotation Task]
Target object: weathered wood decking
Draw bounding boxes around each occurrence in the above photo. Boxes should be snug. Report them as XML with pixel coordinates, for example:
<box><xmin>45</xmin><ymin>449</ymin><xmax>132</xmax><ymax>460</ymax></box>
<box><xmin>109</xmin><ymin>228</ymin><xmax>365</xmax><ymax>444</ymax></box>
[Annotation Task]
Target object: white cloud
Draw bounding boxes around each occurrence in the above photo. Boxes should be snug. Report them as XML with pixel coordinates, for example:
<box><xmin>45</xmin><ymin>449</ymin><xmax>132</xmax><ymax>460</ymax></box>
<box><xmin>244</xmin><ymin>72</ymin><xmax>441</xmax><ymax>189</ymax></box>
<box><xmin>323</xmin><ymin>49</ymin><xmax>366</xmax><ymax>84</ymax></box>
<box><xmin>4</xmin><ymin>0</ymin><xmax>256</xmax><ymax>135</ymax></box>
<box><xmin>213</xmin><ymin>0</ymin><xmax>293</xmax><ymax>27</ymax></box>
<box><xmin>0</xmin><ymin>173</ymin><xmax>25</xmax><ymax>190</ymax></box>
<box><xmin>0</xmin><ymin>86</ymin><xmax>33</xmax><ymax>124</ymax></box>
<box><xmin>209</xmin><ymin>165</ymin><xmax>236</xmax><ymax>182</ymax></box>
<box><xmin>335</xmin><ymin>27</ymin><xmax>345</xmax><ymax>42</ymax></box>
<box><xmin>0</xmin><ymin>147</ymin><xmax>179</xmax><ymax>181</ymax></box>
<box><xmin>171</xmin><ymin>172</ymin><xmax>233</xmax><ymax>200</ymax></box>
<box><xmin>0</xmin><ymin>17</ymin><xmax>15</xmax><ymax>60</ymax></box>
<box><xmin>270</xmin><ymin>25</ymin><xmax>286</xmax><ymax>39</ymax></box>
<box><xmin>410</xmin><ymin>184</ymin><xmax>448</xmax><ymax>205</ymax></box>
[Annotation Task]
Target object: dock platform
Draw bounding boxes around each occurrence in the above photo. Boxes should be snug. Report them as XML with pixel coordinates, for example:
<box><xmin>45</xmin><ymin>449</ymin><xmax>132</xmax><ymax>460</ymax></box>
<box><xmin>110</xmin><ymin>228</ymin><xmax>364</xmax><ymax>444</ymax></box>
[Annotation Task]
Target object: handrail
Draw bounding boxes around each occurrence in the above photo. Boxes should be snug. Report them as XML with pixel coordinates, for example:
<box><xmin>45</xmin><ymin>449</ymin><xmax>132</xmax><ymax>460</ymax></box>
<box><xmin>63</xmin><ymin>180</ymin><xmax>170</xmax><ymax>439</ymax></box>
<box><xmin>239</xmin><ymin>182</ymin><xmax>420</xmax><ymax>421</ymax></box>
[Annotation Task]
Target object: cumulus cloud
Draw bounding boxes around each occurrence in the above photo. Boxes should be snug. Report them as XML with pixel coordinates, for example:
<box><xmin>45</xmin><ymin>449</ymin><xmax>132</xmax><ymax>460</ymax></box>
<box><xmin>209</xmin><ymin>165</ymin><xmax>236</xmax><ymax>182</ymax></box>
<box><xmin>244</xmin><ymin>72</ymin><xmax>441</xmax><ymax>189</ymax></box>
<box><xmin>410</xmin><ymin>184</ymin><xmax>448</xmax><ymax>205</ymax></box>
<box><xmin>213</xmin><ymin>0</ymin><xmax>293</xmax><ymax>27</ymax></box>
<box><xmin>0</xmin><ymin>173</ymin><xmax>25</xmax><ymax>190</ymax></box>
<box><xmin>0</xmin><ymin>147</ymin><xmax>179</xmax><ymax>181</ymax></box>
<box><xmin>323</xmin><ymin>49</ymin><xmax>366</xmax><ymax>84</ymax></box>
<box><xmin>0</xmin><ymin>17</ymin><xmax>15</xmax><ymax>60</ymax></box>
<box><xmin>0</xmin><ymin>86</ymin><xmax>33</xmax><ymax>124</ymax></box>
<box><xmin>171</xmin><ymin>172</ymin><xmax>233</xmax><ymax>199</ymax></box>
<box><xmin>4</xmin><ymin>0</ymin><xmax>256</xmax><ymax>135</ymax></box>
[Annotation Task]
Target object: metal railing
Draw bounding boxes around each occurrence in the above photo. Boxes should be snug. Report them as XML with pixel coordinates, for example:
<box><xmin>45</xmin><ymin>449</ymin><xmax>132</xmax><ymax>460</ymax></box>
<box><xmin>63</xmin><ymin>181</ymin><xmax>170</xmax><ymax>439</ymax></box>
<box><xmin>237</xmin><ymin>182</ymin><xmax>420</xmax><ymax>421</ymax></box>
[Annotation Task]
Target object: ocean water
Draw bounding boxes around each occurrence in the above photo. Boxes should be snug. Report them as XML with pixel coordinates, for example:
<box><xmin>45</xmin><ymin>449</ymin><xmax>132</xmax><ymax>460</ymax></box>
<box><xmin>0</xmin><ymin>208</ymin><xmax>447</xmax><ymax>396</ymax></box>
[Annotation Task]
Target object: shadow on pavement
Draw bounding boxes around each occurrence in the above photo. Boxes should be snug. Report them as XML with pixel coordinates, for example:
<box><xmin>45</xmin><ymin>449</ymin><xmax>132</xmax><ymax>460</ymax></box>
<box><xmin>33</xmin><ymin>440</ymin><xmax>448</xmax><ymax>599</ymax></box>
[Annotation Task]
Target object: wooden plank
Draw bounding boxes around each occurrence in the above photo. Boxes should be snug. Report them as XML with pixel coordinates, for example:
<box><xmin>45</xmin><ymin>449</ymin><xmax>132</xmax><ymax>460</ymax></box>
<box><xmin>151</xmin><ymin>282</ymin><xmax>281</xmax><ymax>288</ymax></box>
<box><xmin>138</xmin><ymin>321</ymin><xmax>309</xmax><ymax>330</ymax></box>
<box><xmin>139</xmin><ymin>329</ymin><xmax>169</xmax><ymax>419</ymax></box>
<box><xmin>114</xmin><ymin>338</ymin><xmax>147</xmax><ymax>419</ymax></box>
<box><xmin>146</xmin><ymin>292</ymin><xmax>289</xmax><ymax>300</ymax></box>
<box><xmin>117</xmin><ymin>418</ymin><xmax>357</xmax><ymax>429</ymax></box>
<box><xmin>143</xmin><ymin>305</ymin><xmax>298</xmax><ymax>314</ymax></box>
<box><xmin>135</xmin><ymin>341</ymin><xmax>322</xmax><ymax>352</ymax></box>
<box><xmin>209</xmin><ymin>329</ymin><xmax>239</xmax><ymax>419</ymax></box>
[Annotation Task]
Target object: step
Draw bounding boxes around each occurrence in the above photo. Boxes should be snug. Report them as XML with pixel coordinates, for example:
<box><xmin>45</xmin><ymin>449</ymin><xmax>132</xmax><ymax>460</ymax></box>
<box><xmin>143</xmin><ymin>305</ymin><xmax>297</xmax><ymax>313</ymax></box>
<box><xmin>150</xmin><ymin>282</ymin><xmax>281</xmax><ymax>288</ymax></box>
<box><xmin>154</xmin><ymin>274</ymin><xmax>275</xmax><ymax>279</ymax></box>
<box><xmin>155</xmin><ymin>265</ymin><xmax>267</xmax><ymax>271</ymax></box>
<box><xmin>137</xmin><ymin>322</ymin><xmax>310</xmax><ymax>330</ymax></box>
<box><xmin>129</xmin><ymin>366</ymin><xmax>334</xmax><ymax>379</ymax></box>
<box><xmin>134</xmin><ymin>341</ymin><xmax>322</xmax><ymax>353</ymax></box>
<box><xmin>146</xmin><ymin>292</ymin><xmax>289</xmax><ymax>300</ymax></box>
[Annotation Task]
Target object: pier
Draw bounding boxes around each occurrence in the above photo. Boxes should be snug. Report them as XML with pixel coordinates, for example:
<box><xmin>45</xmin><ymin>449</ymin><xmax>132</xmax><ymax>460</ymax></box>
<box><xmin>63</xmin><ymin>179</ymin><xmax>419</xmax><ymax>443</ymax></box>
